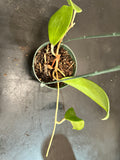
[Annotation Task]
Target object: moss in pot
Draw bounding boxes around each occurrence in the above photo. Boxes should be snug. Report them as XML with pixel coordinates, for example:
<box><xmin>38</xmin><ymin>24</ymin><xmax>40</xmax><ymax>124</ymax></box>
<box><xmin>31</xmin><ymin>0</ymin><xmax>120</xmax><ymax>158</ymax></box>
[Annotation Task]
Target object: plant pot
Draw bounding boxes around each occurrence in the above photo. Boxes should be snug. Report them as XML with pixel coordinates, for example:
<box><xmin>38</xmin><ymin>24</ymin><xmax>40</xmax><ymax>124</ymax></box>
<box><xmin>32</xmin><ymin>42</ymin><xmax>77</xmax><ymax>89</ymax></box>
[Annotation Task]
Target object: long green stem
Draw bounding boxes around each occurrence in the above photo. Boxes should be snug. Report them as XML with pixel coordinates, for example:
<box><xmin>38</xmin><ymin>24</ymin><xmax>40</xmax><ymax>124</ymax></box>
<box><xmin>43</xmin><ymin>65</ymin><xmax>120</xmax><ymax>85</ymax></box>
<box><xmin>46</xmin><ymin>82</ymin><xmax>60</xmax><ymax>157</ymax></box>
<box><xmin>63</xmin><ymin>32</ymin><xmax>120</xmax><ymax>43</ymax></box>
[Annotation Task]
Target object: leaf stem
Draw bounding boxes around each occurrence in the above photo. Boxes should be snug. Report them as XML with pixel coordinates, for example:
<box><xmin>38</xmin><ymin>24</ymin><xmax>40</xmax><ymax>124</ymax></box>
<box><xmin>46</xmin><ymin>80</ymin><xmax>60</xmax><ymax>157</ymax></box>
<box><xmin>70</xmin><ymin>10</ymin><xmax>76</xmax><ymax>28</ymax></box>
<box><xmin>56</xmin><ymin>118</ymin><xmax>66</xmax><ymax>124</ymax></box>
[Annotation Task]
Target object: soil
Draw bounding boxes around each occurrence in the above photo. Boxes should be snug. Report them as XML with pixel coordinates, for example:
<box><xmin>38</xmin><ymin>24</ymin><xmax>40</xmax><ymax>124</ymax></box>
<box><xmin>34</xmin><ymin>43</ymin><xmax>76</xmax><ymax>88</ymax></box>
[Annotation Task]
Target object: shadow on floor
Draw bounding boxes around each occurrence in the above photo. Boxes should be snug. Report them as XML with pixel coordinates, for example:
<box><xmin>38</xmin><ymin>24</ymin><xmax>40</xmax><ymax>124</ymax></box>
<box><xmin>42</xmin><ymin>134</ymin><xmax>76</xmax><ymax>160</ymax></box>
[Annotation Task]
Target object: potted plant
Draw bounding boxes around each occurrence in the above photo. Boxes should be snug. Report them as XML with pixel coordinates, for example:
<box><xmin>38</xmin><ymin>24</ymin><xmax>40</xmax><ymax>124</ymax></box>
<box><xmin>32</xmin><ymin>0</ymin><xmax>120</xmax><ymax>157</ymax></box>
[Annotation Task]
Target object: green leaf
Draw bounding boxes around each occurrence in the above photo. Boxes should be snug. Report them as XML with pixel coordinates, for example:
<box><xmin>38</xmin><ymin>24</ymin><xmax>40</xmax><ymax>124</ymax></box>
<box><xmin>63</xmin><ymin>78</ymin><xmax>110</xmax><ymax>120</ymax></box>
<box><xmin>65</xmin><ymin>107</ymin><xmax>85</xmax><ymax>130</ymax></box>
<box><xmin>67</xmin><ymin>0</ymin><xmax>82</xmax><ymax>13</ymax></box>
<box><xmin>48</xmin><ymin>5</ymin><xmax>73</xmax><ymax>46</ymax></box>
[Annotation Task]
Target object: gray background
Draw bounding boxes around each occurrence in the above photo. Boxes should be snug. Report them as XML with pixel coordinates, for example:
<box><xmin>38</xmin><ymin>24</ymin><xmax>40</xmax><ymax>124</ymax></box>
<box><xmin>0</xmin><ymin>0</ymin><xmax>120</xmax><ymax>160</ymax></box>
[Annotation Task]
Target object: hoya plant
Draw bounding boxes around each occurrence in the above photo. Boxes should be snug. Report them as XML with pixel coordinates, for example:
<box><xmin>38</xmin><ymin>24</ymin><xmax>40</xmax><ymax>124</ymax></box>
<box><xmin>44</xmin><ymin>0</ymin><xmax>111</xmax><ymax>157</ymax></box>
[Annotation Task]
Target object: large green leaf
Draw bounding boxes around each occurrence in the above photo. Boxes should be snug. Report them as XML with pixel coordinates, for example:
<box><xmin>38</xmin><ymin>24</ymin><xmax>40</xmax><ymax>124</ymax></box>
<box><xmin>48</xmin><ymin>5</ymin><xmax>73</xmax><ymax>46</ymax></box>
<box><xmin>63</xmin><ymin>77</ymin><xmax>110</xmax><ymax>120</ymax></box>
<box><xmin>67</xmin><ymin>0</ymin><xmax>82</xmax><ymax>13</ymax></box>
<box><xmin>65</xmin><ymin>107</ymin><xmax>85</xmax><ymax>130</ymax></box>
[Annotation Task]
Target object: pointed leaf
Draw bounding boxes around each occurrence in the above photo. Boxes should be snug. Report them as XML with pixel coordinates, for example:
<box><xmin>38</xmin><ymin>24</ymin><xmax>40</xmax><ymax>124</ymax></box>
<box><xmin>48</xmin><ymin>5</ymin><xmax>73</xmax><ymax>46</ymax></box>
<box><xmin>63</xmin><ymin>78</ymin><xmax>110</xmax><ymax>120</ymax></box>
<box><xmin>65</xmin><ymin>107</ymin><xmax>85</xmax><ymax>130</ymax></box>
<box><xmin>67</xmin><ymin>0</ymin><xmax>82</xmax><ymax>13</ymax></box>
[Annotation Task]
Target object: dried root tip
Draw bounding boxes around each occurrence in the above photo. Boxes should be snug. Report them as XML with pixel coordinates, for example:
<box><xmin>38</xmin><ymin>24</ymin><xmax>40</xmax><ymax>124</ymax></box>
<box><xmin>44</xmin><ymin>64</ymin><xmax>47</xmax><ymax>74</ymax></box>
<box><xmin>47</xmin><ymin>65</ymin><xmax>53</xmax><ymax>70</ymax></box>
<box><xmin>68</xmin><ymin>62</ymin><xmax>74</xmax><ymax>70</ymax></box>
<box><xmin>39</xmin><ymin>62</ymin><xmax>42</xmax><ymax>72</ymax></box>
<box><xmin>44</xmin><ymin>53</ymin><xmax>46</xmax><ymax>64</ymax></box>
<box><xmin>45</xmin><ymin>44</ymin><xmax>50</xmax><ymax>54</ymax></box>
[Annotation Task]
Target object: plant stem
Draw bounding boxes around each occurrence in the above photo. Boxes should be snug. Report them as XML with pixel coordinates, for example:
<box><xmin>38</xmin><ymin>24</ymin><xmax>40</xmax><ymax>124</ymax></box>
<box><xmin>63</xmin><ymin>32</ymin><xmax>120</xmax><ymax>43</ymax></box>
<box><xmin>44</xmin><ymin>65</ymin><xmax>120</xmax><ymax>85</ymax></box>
<box><xmin>56</xmin><ymin>38</ymin><xmax>63</xmax><ymax>55</ymax></box>
<box><xmin>51</xmin><ymin>44</ymin><xmax>56</xmax><ymax>56</ymax></box>
<box><xmin>46</xmin><ymin>81</ymin><xmax>60</xmax><ymax>157</ymax></box>
<box><xmin>56</xmin><ymin>118</ymin><xmax>66</xmax><ymax>124</ymax></box>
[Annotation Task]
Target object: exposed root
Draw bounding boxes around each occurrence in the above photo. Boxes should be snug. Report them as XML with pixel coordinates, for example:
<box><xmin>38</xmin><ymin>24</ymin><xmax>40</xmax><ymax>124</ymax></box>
<box><xmin>39</xmin><ymin>62</ymin><xmax>42</xmax><ymax>72</ymax></box>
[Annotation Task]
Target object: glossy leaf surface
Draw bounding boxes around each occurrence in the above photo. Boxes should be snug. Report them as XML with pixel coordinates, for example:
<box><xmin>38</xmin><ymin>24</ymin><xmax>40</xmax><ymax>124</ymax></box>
<box><xmin>67</xmin><ymin>0</ymin><xmax>82</xmax><ymax>13</ymax></box>
<box><xmin>65</xmin><ymin>107</ymin><xmax>85</xmax><ymax>130</ymax></box>
<box><xmin>48</xmin><ymin>5</ymin><xmax>73</xmax><ymax>45</ymax></box>
<box><xmin>63</xmin><ymin>77</ymin><xmax>110</xmax><ymax>120</ymax></box>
